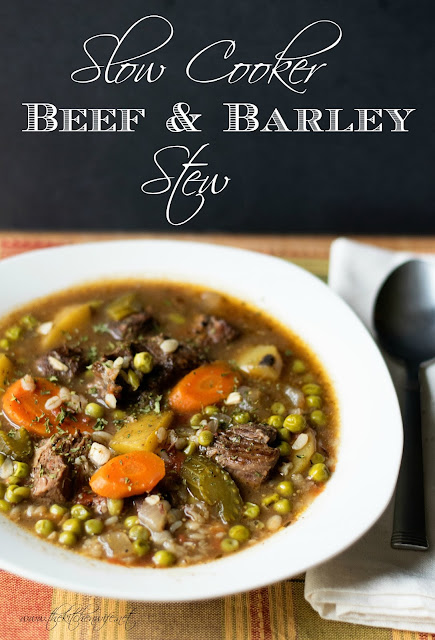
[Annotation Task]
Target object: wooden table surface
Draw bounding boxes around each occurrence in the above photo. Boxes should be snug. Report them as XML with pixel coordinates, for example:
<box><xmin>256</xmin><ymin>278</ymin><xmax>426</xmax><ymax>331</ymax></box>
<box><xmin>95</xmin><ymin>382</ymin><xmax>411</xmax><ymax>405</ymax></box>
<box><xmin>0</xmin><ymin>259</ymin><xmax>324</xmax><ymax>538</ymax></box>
<box><xmin>1</xmin><ymin>232</ymin><xmax>434</xmax><ymax>258</ymax></box>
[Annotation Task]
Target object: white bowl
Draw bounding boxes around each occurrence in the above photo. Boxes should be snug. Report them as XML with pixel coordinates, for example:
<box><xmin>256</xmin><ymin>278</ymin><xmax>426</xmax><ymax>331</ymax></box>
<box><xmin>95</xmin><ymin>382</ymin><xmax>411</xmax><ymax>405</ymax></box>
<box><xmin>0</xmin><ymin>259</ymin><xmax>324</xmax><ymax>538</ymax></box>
<box><xmin>0</xmin><ymin>240</ymin><xmax>402</xmax><ymax>601</ymax></box>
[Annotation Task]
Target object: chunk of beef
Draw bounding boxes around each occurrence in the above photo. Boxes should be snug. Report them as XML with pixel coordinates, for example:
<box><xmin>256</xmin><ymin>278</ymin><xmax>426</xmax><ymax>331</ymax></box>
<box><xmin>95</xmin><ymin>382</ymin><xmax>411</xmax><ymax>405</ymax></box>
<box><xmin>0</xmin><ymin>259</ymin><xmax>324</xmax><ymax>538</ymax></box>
<box><xmin>92</xmin><ymin>360</ymin><xmax>123</xmax><ymax>400</ymax></box>
<box><xmin>31</xmin><ymin>439</ymin><xmax>72</xmax><ymax>503</ymax></box>
<box><xmin>31</xmin><ymin>432</ymin><xmax>92</xmax><ymax>503</ymax></box>
<box><xmin>108</xmin><ymin>311</ymin><xmax>153</xmax><ymax>341</ymax></box>
<box><xmin>227</xmin><ymin>423</ymin><xmax>277</xmax><ymax>445</ymax></box>
<box><xmin>206</xmin><ymin>423</ymin><xmax>279</xmax><ymax>488</ymax></box>
<box><xmin>192</xmin><ymin>314</ymin><xmax>239</xmax><ymax>347</ymax></box>
<box><xmin>34</xmin><ymin>345</ymin><xmax>84</xmax><ymax>383</ymax></box>
<box><xmin>104</xmin><ymin>345</ymin><xmax>134</xmax><ymax>369</ymax></box>
<box><xmin>141</xmin><ymin>335</ymin><xmax>203</xmax><ymax>390</ymax></box>
<box><xmin>74</xmin><ymin>487</ymin><xmax>108</xmax><ymax>515</ymax></box>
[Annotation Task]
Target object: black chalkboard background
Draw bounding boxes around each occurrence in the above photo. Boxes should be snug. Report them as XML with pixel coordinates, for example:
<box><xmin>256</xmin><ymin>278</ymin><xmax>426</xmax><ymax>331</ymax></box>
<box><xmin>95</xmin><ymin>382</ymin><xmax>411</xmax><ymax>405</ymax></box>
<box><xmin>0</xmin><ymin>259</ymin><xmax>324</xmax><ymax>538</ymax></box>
<box><xmin>0</xmin><ymin>1</ymin><xmax>433</xmax><ymax>233</ymax></box>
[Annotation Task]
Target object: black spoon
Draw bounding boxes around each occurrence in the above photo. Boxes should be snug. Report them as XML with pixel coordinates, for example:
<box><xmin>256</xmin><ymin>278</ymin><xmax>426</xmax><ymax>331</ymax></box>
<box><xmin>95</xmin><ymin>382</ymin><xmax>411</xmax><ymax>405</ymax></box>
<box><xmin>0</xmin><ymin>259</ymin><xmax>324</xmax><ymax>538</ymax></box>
<box><xmin>373</xmin><ymin>259</ymin><xmax>435</xmax><ymax>551</ymax></box>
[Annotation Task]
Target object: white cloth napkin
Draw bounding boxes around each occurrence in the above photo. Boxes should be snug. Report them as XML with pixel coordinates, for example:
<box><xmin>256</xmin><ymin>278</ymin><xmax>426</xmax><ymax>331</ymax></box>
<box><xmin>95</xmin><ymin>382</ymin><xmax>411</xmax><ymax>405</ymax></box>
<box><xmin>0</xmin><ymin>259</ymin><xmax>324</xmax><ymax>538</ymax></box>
<box><xmin>304</xmin><ymin>238</ymin><xmax>435</xmax><ymax>633</ymax></box>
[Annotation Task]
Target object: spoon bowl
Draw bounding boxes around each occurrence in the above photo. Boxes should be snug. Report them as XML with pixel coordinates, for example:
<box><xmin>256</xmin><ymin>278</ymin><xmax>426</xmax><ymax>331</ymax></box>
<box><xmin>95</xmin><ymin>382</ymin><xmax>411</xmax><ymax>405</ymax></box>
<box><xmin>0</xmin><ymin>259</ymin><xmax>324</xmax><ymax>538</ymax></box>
<box><xmin>374</xmin><ymin>260</ymin><xmax>435</xmax><ymax>365</ymax></box>
<box><xmin>374</xmin><ymin>259</ymin><xmax>435</xmax><ymax>551</ymax></box>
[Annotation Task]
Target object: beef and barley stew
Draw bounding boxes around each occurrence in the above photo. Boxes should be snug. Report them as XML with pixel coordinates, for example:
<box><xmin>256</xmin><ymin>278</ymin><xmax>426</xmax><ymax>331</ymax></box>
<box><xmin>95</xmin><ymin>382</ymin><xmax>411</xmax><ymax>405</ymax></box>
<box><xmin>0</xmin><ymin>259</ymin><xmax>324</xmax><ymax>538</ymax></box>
<box><xmin>0</xmin><ymin>281</ymin><xmax>338</xmax><ymax>567</ymax></box>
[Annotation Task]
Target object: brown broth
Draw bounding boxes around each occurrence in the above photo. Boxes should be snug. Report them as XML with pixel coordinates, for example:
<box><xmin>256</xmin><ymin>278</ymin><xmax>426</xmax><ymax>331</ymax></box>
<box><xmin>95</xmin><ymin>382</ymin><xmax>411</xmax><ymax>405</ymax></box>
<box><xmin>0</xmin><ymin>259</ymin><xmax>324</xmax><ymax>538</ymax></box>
<box><xmin>0</xmin><ymin>280</ymin><xmax>339</xmax><ymax>567</ymax></box>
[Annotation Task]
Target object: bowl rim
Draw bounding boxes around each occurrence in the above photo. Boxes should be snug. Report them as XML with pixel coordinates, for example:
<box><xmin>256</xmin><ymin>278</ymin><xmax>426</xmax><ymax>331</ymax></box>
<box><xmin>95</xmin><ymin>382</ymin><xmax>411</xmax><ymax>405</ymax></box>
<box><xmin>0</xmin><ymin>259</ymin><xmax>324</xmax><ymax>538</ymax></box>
<box><xmin>0</xmin><ymin>239</ymin><xmax>403</xmax><ymax>601</ymax></box>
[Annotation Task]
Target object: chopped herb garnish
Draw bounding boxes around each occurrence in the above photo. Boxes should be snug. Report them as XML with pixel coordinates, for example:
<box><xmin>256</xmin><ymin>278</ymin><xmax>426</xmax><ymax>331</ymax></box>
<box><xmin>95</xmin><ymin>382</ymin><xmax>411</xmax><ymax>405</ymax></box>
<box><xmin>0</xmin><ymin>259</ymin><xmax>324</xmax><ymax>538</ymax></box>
<box><xmin>87</xmin><ymin>346</ymin><xmax>98</xmax><ymax>363</ymax></box>
<box><xmin>94</xmin><ymin>417</ymin><xmax>108</xmax><ymax>431</ymax></box>
<box><xmin>93</xmin><ymin>323</ymin><xmax>110</xmax><ymax>334</ymax></box>
<box><xmin>57</xmin><ymin>407</ymin><xmax>66</xmax><ymax>424</ymax></box>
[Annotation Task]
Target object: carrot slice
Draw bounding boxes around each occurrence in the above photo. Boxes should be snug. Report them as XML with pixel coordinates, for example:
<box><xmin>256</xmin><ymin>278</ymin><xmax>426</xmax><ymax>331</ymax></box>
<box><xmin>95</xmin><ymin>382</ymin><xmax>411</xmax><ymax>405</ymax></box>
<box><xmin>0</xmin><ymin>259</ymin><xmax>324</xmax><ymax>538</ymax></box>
<box><xmin>168</xmin><ymin>362</ymin><xmax>239</xmax><ymax>413</ymax></box>
<box><xmin>90</xmin><ymin>451</ymin><xmax>165</xmax><ymax>499</ymax></box>
<box><xmin>2</xmin><ymin>378</ymin><xmax>94</xmax><ymax>437</ymax></box>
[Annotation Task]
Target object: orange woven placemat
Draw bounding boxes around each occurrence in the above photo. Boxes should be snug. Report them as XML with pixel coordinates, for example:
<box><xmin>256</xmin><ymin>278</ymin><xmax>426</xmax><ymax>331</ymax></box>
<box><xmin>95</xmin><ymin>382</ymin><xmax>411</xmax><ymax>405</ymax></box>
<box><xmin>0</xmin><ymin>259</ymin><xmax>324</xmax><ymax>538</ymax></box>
<box><xmin>0</xmin><ymin>233</ymin><xmax>431</xmax><ymax>640</ymax></box>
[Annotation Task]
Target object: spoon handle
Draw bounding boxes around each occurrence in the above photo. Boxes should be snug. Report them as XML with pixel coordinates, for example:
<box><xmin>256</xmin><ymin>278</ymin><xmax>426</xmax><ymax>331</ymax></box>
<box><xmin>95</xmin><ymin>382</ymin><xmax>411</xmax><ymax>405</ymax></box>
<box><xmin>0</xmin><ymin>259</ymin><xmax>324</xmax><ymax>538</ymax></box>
<box><xmin>391</xmin><ymin>370</ymin><xmax>429</xmax><ymax>551</ymax></box>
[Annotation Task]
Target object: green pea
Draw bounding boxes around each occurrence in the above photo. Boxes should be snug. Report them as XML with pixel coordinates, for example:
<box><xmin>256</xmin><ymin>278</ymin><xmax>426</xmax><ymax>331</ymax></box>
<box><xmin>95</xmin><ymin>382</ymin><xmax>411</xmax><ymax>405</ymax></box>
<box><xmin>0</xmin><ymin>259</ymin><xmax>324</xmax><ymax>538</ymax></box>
<box><xmin>198</xmin><ymin>430</ymin><xmax>214</xmax><ymax>447</ymax></box>
<box><xmin>84</xmin><ymin>519</ymin><xmax>104</xmax><ymax>536</ymax></box>
<box><xmin>62</xmin><ymin>518</ymin><xmax>82</xmax><ymax>535</ymax></box>
<box><xmin>107</xmin><ymin>498</ymin><xmax>124</xmax><ymax>517</ymax></box>
<box><xmin>221</xmin><ymin>538</ymin><xmax>240</xmax><ymax>553</ymax></box>
<box><xmin>133</xmin><ymin>540</ymin><xmax>150</xmax><ymax>557</ymax></box>
<box><xmin>13</xmin><ymin>462</ymin><xmax>29</xmax><ymax>479</ymax></box>
<box><xmin>278</xmin><ymin>428</ymin><xmax>291</xmax><ymax>442</ymax></box>
<box><xmin>229</xmin><ymin>525</ymin><xmax>250</xmax><ymax>542</ymax></box>
<box><xmin>273</xmin><ymin>499</ymin><xmax>292</xmax><ymax>515</ymax></box>
<box><xmin>5</xmin><ymin>325</ymin><xmax>22</xmax><ymax>341</ymax></box>
<box><xmin>204</xmin><ymin>405</ymin><xmax>219</xmax><ymax>416</ymax></box>
<box><xmin>183</xmin><ymin>442</ymin><xmax>197</xmax><ymax>456</ymax></box>
<box><xmin>243</xmin><ymin>502</ymin><xmax>260</xmax><ymax>519</ymax></box>
<box><xmin>283</xmin><ymin>414</ymin><xmax>306</xmax><ymax>433</ymax></box>
<box><xmin>0</xmin><ymin>483</ymin><xmax>5</xmax><ymax>499</ymax></box>
<box><xmin>152</xmin><ymin>550</ymin><xmax>176</xmax><ymax>567</ymax></box>
<box><xmin>0</xmin><ymin>339</ymin><xmax>9</xmax><ymax>350</ymax></box>
<box><xmin>278</xmin><ymin>442</ymin><xmax>291</xmax><ymax>456</ymax></box>
<box><xmin>124</xmin><ymin>515</ymin><xmax>139</xmax><ymax>529</ymax></box>
<box><xmin>71</xmin><ymin>504</ymin><xmax>91</xmax><ymax>520</ymax></box>
<box><xmin>14</xmin><ymin>486</ymin><xmax>30</xmax><ymax>499</ymax></box>
<box><xmin>6</xmin><ymin>476</ymin><xmax>21</xmax><ymax>486</ymax></box>
<box><xmin>271</xmin><ymin>402</ymin><xmax>286</xmax><ymax>416</ymax></box>
<box><xmin>310</xmin><ymin>410</ymin><xmax>327</xmax><ymax>427</ymax></box>
<box><xmin>59</xmin><ymin>531</ymin><xmax>77</xmax><ymax>546</ymax></box>
<box><xmin>133</xmin><ymin>351</ymin><xmax>153</xmax><ymax>374</ymax></box>
<box><xmin>20</xmin><ymin>314</ymin><xmax>38</xmax><ymax>330</ymax></box>
<box><xmin>5</xmin><ymin>485</ymin><xmax>27</xmax><ymax>503</ymax></box>
<box><xmin>50</xmin><ymin>504</ymin><xmax>68</xmax><ymax>518</ymax></box>
<box><xmin>311</xmin><ymin>452</ymin><xmax>325</xmax><ymax>465</ymax></box>
<box><xmin>262</xmin><ymin>493</ymin><xmax>280</xmax><ymax>507</ymax></box>
<box><xmin>268</xmin><ymin>415</ymin><xmax>284</xmax><ymax>428</ymax></box>
<box><xmin>292</xmin><ymin>359</ymin><xmax>306</xmax><ymax>374</ymax></box>
<box><xmin>302</xmin><ymin>383</ymin><xmax>322</xmax><ymax>396</ymax></box>
<box><xmin>85</xmin><ymin>403</ymin><xmax>104</xmax><ymax>419</ymax></box>
<box><xmin>113</xmin><ymin>409</ymin><xmax>126</xmax><ymax>421</ymax></box>
<box><xmin>190</xmin><ymin>413</ymin><xmax>203</xmax><ymax>428</ymax></box>
<box><xmin>0</xmin><ymin>499</ymin><xmax>11</xmax><ymax>513</ymax></box>
<box><xmin>233</xmin><ymin>411</ymin><xmax>251</xmax><ymax>424</ymax></box>
<box><xmin>128</xmin><ymin>525</ymin><xmax>150</xmax><ymax>542</ymax></box>
<box><xmin>127</xmin><ymin>369</ymin><xmax>140</xmax><ymax>391</ymax></box>
<box><xmin>308</xmin><ymin>463</ymin><xmax>330</xmax><ymax>483</ymax></box>
<box><xmin>306</xmin><ymin>395</ymin><xmax>323</xmax><ymax>409</ymax></box>
<box><xmin>35</xmin><ymin>519</ymin><xmax>55</xmax><ymax>537</ymax></box>
<box><xmin>276</xmin><ymin>480</ymin><xmax>294</xmax><ymax>497</ymax></box>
